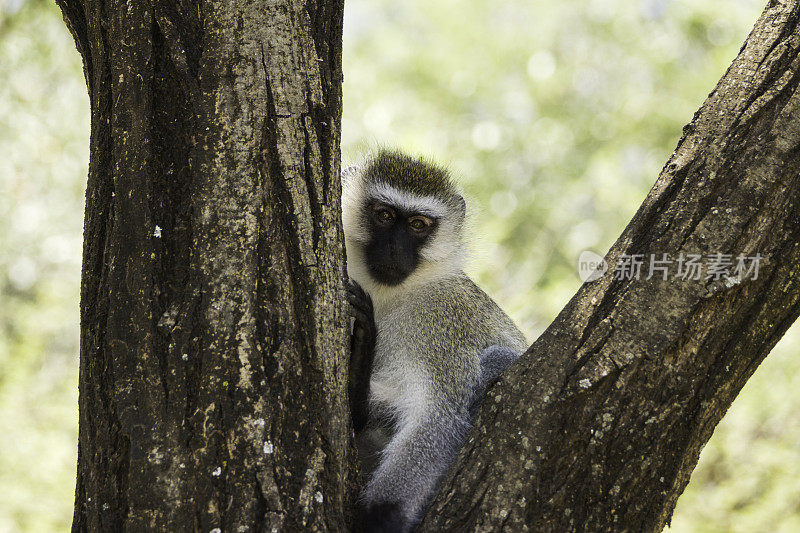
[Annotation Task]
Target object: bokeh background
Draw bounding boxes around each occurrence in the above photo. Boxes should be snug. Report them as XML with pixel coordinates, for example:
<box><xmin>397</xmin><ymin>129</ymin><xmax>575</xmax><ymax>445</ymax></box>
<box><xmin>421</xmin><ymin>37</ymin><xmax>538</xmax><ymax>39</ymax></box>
<box><xmin>1</xmin><ymin>0</ymin><xmax>798</xmax><ymax>530</ymax></box>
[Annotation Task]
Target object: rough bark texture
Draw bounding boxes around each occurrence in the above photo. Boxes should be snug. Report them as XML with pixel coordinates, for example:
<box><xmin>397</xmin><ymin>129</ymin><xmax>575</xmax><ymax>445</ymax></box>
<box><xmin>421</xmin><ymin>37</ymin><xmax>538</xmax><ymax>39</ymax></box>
<box><xmin>57</xmin><ymin>0</ymin><xmax>351</xmax><ymax>531</ymax></box>
<box><xmin>421</xmin><ymin>2</ymin><xmax>800</xmax><ymax>531</ymax></box>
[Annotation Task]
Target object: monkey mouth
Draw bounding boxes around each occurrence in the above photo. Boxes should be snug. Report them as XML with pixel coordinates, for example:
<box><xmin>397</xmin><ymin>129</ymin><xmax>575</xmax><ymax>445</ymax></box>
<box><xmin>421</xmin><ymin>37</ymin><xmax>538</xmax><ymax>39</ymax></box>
<box><xmin>368</xmin><ymin>263</ymin><xmax>414</xmax><ymax>286</ymax></box>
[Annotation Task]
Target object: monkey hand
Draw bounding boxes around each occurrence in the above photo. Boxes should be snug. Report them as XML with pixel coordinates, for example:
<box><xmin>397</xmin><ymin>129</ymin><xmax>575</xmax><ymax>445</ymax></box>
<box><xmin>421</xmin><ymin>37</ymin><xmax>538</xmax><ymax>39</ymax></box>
<box><xmin>347</xmin><ymin>280</ymin><xmax>376</xmax><ymax>433</ymax></box>
<box><xmin>360</xmin><ymin>501</ymin><xmax>409</xmax><ymax>533</ymax></box>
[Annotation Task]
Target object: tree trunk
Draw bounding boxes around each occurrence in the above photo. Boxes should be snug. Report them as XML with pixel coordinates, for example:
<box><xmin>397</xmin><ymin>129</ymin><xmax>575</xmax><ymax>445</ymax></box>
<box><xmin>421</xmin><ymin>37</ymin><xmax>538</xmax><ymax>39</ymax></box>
<box><xmin>421</xmin><ymin>2</ymin><xmax>800</xmax><ymax>531</ymax></box>
<box><xmin>59</xmin><ymin>0</ymin><xmax>800</xmax><ymax>531</ymax></box>
<box><xmin>56</xmin><ymin>0</ymin><xmax>351</xmax><ymax>531</ymax></box>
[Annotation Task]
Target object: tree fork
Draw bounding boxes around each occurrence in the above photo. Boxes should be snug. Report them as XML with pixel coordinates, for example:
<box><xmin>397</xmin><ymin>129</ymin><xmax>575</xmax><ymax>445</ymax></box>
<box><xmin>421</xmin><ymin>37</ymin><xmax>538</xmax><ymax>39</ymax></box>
<box><xmin>58</xmin><ymin>0</ymin><xmax>800</xmax><ymax>531</ymax></box>
<box><xmin>421</xmin><ymin>2</ymin><xmax>800</xmax><ymax>531</ymax></box>
<box><xmin>57</xmin><ymin>0</ymin><xmax>352</xmax><ymax>530</ymax></box>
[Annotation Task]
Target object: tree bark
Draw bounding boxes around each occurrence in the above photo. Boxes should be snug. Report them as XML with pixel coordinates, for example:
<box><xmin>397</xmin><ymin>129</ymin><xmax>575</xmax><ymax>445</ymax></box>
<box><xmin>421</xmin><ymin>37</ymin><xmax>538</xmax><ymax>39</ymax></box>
<box><xmin>59</xmin><ymin>0</ymin><xmax>800</xmax><ymax>531</ymax></box>
<box><xmin>57</xmin><ymin>0</ymin><xmax>351</xmax><ymax>531</ymax></box>
<box><xmin>421</xmin><ymin>2</ymin><xmax>800</xmax><ymax>531</ymax></box>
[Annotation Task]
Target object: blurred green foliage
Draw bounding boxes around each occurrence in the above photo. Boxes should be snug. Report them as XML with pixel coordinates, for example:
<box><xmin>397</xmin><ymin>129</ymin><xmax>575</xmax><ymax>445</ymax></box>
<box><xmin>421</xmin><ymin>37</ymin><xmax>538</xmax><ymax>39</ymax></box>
<box><xmin>0</xmin><ymin>0</ymin><xmax>86</xmax><ymax>530</ymax></box>
<box><xmin>0</xmin><ymin>0</ymin><xmax>797</xmax><ymax>530</ymax></box>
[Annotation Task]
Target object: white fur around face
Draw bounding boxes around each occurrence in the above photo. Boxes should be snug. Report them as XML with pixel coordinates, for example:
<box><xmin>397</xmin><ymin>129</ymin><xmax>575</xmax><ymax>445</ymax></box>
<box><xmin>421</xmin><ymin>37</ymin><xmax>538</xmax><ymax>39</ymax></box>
<box><xmin>369</xmin><ymin>183</ymin><xmax>450</xmax><ymax>219</ymax></box>
<box><xmin>341</xmin><ymin>164</ymin><xmax>369</xmax><ymax>242</ymax></box>
<box><xmin>342</xmin><ymin>175</ymin><xmax>465</xmax><ymax>314</ymax></box>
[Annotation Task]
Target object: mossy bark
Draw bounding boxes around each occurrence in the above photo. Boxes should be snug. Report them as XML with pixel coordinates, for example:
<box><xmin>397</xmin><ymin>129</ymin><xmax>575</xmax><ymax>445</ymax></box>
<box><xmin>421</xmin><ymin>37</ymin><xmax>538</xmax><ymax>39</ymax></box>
<box><xmin>57</xmin><ymin>0</ymin><xmax>351</xmax><ymax>530</ymax></box>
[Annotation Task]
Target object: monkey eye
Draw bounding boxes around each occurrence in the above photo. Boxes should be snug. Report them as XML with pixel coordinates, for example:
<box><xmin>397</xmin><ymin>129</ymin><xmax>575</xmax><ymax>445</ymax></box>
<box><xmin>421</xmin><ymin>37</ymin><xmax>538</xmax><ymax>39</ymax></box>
<box><xmin>408</xmin><ymin>215</ymin><xmax>433</xmax><ymax>234</ymax></box>
<box><xmin>372</xmin><ymin>204</ymin><xmax>396</xmax><ymax>225</ymax></box>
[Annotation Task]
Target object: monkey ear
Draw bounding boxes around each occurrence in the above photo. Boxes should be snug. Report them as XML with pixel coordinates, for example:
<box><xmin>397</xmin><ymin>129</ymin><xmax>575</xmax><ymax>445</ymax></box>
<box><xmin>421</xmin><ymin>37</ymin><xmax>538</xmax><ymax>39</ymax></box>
<box><xmin>457</xmin><ymin>195</ymin><xmax>466</xmax><ymax>218</ymax></box>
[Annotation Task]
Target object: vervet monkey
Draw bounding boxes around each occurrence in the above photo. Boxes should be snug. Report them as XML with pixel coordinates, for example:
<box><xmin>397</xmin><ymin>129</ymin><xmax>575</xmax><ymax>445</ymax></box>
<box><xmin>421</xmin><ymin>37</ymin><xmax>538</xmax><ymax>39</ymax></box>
<box><xmin>344</xmin><ymin>150</ymin><xmax>526</xmax><ymax>532</ymax></box>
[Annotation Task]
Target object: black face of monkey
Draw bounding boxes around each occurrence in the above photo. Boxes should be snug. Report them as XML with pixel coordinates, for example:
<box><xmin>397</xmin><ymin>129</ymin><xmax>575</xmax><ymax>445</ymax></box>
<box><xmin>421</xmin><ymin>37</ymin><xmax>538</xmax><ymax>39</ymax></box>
<box><xmin>364</xmin><ymin>201</ymin><xmax>438</xmax><ymax>286</ymax></box>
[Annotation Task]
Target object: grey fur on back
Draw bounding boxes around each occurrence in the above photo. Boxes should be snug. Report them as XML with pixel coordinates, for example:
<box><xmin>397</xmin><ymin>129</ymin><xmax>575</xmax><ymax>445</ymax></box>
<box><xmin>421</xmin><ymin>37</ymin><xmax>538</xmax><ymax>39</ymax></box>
<box><xmin>371</xmin><ymin>273</ymin><xmax>525</xmax><ymax>407</ymax></box>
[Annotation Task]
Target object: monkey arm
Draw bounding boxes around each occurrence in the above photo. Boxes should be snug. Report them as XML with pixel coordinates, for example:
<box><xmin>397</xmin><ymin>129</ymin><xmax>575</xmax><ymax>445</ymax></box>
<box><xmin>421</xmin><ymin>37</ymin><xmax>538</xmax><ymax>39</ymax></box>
<box><xmin>347</xmin><ymin>280</ymin><xmax>377</xmax><ymax>433</ymax></box>
<box><xmin>360</xmin><ymin>409</ymin><xmax>472</xmax><ymax>533</ymax></box>
<box><xmin>469</xmin><ymin>345</ymin><xmax>521</xmax><ymax>417</ymax></box>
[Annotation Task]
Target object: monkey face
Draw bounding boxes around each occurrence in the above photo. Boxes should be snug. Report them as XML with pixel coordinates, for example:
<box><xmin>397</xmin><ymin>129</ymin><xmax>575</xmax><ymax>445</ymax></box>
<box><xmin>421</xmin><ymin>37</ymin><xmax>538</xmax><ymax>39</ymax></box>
<box><xmin>364</xmin><ymin>201</ymin><xmax>438</xmax><ymax>286</ymax></box>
